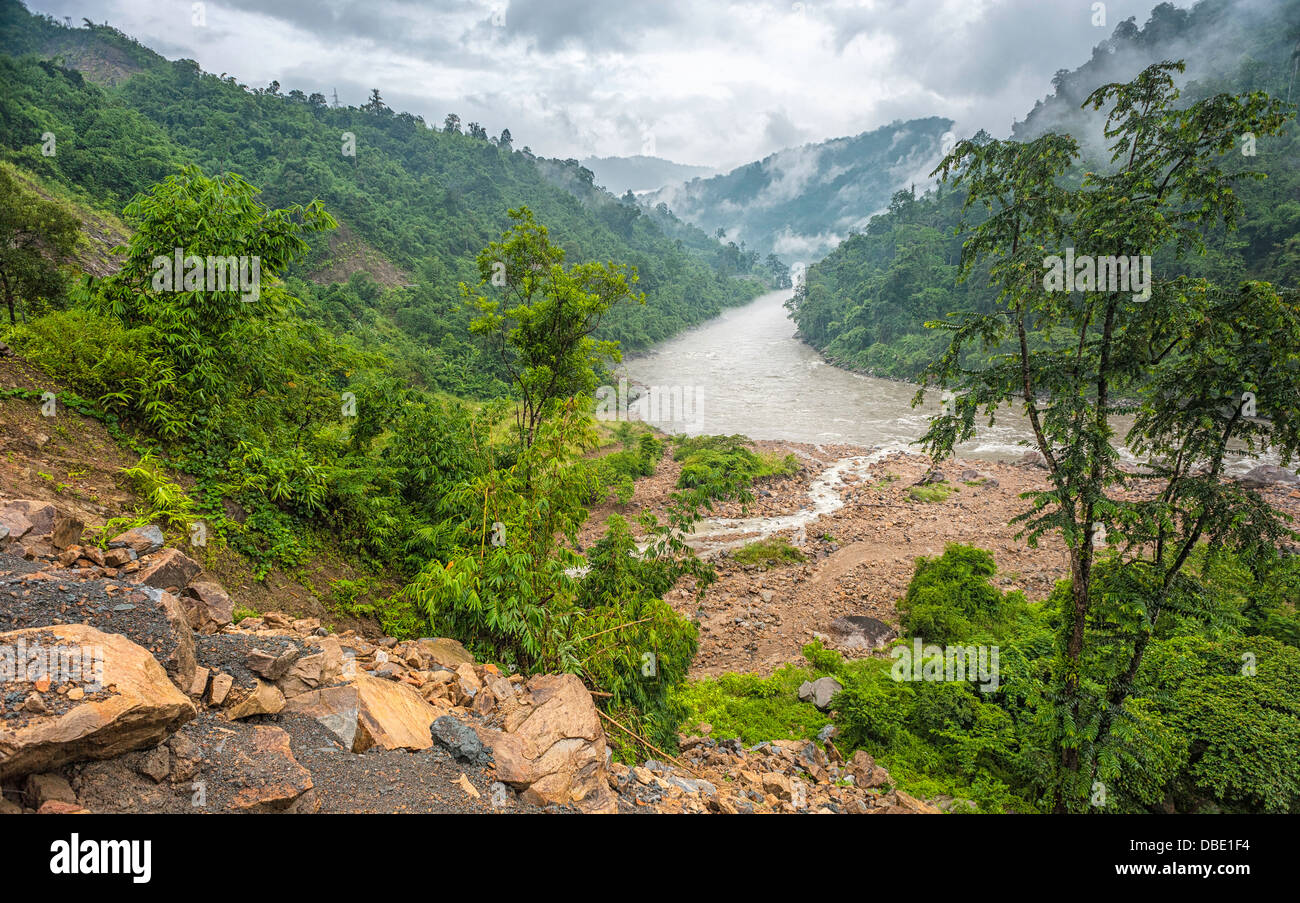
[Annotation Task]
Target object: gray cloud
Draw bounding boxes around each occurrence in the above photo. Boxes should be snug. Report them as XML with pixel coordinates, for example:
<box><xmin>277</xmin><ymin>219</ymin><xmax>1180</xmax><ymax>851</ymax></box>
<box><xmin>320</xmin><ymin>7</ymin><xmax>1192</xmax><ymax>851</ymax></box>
<box><xmin>25</xmin><ymin>0</ymin><xmax>1198</xmax><ymax>167</ymax></box>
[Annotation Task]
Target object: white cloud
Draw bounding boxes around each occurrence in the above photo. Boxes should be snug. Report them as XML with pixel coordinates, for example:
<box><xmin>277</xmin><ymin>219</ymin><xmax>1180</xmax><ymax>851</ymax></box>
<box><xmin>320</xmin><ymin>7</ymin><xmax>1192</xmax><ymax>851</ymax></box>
<box><xmin>27</xmin><ymin>0</ymin><xmax>1197</xmax><ymax>167</ymax></box>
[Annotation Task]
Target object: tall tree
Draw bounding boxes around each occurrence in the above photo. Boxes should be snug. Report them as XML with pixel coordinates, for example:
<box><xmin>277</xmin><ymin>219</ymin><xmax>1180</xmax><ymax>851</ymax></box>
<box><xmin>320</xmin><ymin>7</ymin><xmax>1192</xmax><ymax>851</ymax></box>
<box><xmin>462</xmin><ymin>207</ymin><xmax>643</xmax><ymax>447</ymax></box>
<box><xmin>920</xmin><ymin>62</ymin><xmax>1297</xmax><ymax>811</ymax></box>
<box><xmin>0</xmin><ymin>163</ymin><xmax>80</xmax><ymax>325</ymax></box>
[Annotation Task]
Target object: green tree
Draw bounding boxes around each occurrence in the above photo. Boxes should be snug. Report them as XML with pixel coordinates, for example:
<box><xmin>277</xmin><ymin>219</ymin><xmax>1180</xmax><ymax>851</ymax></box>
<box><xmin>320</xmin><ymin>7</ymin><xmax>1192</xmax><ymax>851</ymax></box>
<box><xmin>0</xmin><ymin>163</ymin><xmax>80</xmax><ymax>324</ymax></box>
<box><xmin>90</xmin><ymin>164</ymin><xmax>335</xmax><ymax>432</ymax></box>
<box><xmin>920</xmin><ymin>62</ymin><xmax>1298</xmax><ymax>810</ymax></box>
<box><xmin>463</xmin><ymin>206</ymin><xmax>643</xmax><ymax>446</ymax></box>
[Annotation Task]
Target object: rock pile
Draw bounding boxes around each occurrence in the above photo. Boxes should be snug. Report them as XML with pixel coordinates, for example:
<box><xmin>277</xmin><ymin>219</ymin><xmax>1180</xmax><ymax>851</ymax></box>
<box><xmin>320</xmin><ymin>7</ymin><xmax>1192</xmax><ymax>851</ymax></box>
<box><xmin>0</xmin><ymin>495</ymin><xmax>940</xmax><ymax>816</ymax></box>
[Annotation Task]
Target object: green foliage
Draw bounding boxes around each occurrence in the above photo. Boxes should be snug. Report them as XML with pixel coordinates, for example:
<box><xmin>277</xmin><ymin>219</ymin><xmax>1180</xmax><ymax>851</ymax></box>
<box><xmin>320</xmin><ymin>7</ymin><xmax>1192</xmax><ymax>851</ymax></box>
<box><xmin>464</xmin><ymin>206</ymin><xmax>642</xmax><ymax>445</ymax></box>
<box><xmin>731</xmin><ymin>536</ymin><xmax>806</xmax><ymax>569</ymax></box>
<box><xmin>673</xmin><ymin>434</ymin><xmax>798</xmax><ymax>505</ymax></box>
<box><xmin>0</xmin><ymin>161</ymin><xmax>80</xmax><ymax>324</ymax></box>
<box><xmin>675</xmin><ymin>664</ymin><xmax>831</xmax><ymax>745</ymax></box>
<box><xmin>101</xmin><ymin>452</ymin><xmax>197</xmax><ymax>538</ymax></box>
<box><xmin>906</xmin><ymin>482</ymin><xmax>956</xmax><ymax>503</ymax></box>
<box><xmin>589</xmin><ymin>429</ymin><xmax>664</xmax><ymax>505</ymax></box>
<box><xmin>898</xmin><ymin>544</ymin><xmax>1031</xmax><ymax>645</ymax></box>
<box><xmin>574</xmin><ymin>514</ymin><xmax>701</xmax><ymax>757</ymax></box>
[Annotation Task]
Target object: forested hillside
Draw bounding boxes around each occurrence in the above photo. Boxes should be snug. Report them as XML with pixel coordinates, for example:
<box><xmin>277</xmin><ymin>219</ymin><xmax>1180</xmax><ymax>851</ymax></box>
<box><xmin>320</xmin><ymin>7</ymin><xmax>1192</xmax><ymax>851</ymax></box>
<box><xmin>0</xmin><ymin>0</ymin><xmax>767</xmax><ymax>395</ymax></box>
<box><xmin>646</xmin><ymin>117</ymin><xmax>953</xmax><ymax>263</ymax></box>
<box><xmin>791</xmin><ymin>0</ymin><xmax>1300</xmax><ymax>381</ymax></box>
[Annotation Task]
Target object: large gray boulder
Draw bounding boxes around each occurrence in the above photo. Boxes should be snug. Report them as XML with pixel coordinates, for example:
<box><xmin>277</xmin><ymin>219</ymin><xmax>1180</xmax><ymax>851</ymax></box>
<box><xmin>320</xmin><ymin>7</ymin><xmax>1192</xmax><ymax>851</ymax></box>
<box><xmin>798</xmin><ymin>676</ymin><xmax>844</xmax><ymax>711</ymax></box>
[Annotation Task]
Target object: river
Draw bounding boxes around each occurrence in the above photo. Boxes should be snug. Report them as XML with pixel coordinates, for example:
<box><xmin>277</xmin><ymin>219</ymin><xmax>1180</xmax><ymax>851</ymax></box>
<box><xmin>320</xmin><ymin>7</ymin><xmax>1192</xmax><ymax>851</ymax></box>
<box><xmin>621</xmin><ymin>289</ymin><xmax>1034</xmax><ymax>461</ymax></box>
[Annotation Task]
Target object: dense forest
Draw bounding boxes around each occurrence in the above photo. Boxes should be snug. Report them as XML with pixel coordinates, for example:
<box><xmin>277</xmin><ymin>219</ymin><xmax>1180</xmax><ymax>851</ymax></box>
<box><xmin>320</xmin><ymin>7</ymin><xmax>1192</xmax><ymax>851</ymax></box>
<box><xmin>790</xmin><ymin>0</ymin><xmax>1300</xmax><ymax>380</ymax></box>
<box><xmin>0</xmin><ymin>0</ymin><xmax>776</xmax><ymax>396</ymax></box>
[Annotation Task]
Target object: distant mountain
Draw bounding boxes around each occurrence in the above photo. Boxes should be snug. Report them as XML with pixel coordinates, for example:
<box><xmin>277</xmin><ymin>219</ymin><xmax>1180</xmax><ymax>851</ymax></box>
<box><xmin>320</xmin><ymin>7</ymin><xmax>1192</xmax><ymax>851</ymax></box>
<box><xmin>789</xmin><ymin>0</ymin><xmax>1300</xmax><ymax>383</ymax></box>
<box><xmin>580</xmin><ymin>155</ymin><xmax>715</xmax><ymax>194</ymax></box>
<box><xmin>644</xmin><ymin>118</ymin><xmax>953</xmax><ymax>264</ymax></box>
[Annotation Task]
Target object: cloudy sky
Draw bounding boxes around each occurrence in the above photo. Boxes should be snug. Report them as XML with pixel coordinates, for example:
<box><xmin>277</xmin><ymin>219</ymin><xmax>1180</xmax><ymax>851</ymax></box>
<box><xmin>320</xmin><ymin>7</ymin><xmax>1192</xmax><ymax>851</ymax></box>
<box><xmin>28</xmin><ymin>0</ymin><xmax>1195</xmax><ymax>170</ymax></box>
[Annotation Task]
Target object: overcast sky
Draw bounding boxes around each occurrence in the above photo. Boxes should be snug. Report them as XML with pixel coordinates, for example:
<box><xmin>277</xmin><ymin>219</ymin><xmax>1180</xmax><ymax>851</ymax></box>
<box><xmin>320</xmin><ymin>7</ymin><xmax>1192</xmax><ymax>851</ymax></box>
<box><xmin>28</xmin><ymin>0</ymin><xmax>1195</xmax><ymax>170</ymax></box>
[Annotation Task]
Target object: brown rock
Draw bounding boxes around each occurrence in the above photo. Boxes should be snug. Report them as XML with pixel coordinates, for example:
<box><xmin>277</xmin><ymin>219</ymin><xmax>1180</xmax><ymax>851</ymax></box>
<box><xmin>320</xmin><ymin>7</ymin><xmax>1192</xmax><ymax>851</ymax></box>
<box><xmin>477</xmin><ymin>673</ymin><xmax>616</xmax><ymax>814</ymax></box>
<box><xmin>893</xmin><ymin>790</ymin><xmax>941</xmax><ymax>814</ymax></box>
<box><xmin>208</xmin><ymin>672</ymin><xmax>234</xmax><ymax>706</ymax></box>
<box><xmin>226</xmin><ymin>680</ymin><xmax>285</xmax><ymax>720</ymax></box>
<box><xmin>351</xmin><ymin>675</ymin><xmax>438</xmax><ymax>751</ymax></box>
<box><xmin>761</xmin><ymin>772</ymin><xmax>794</xmax><ymax>801</ymax></box>
<box><xmin>416</xmin><ymin>637</ymin><xmax>474</xmax><ymax>669</ymax></box>
<box><xmin>188</xmin><ymin>666</ymin><xmax>211</xmax><ymax>698</ymax></box>
<box><xmin>276</xmin><ymin>637</ymin><xmax>342</xmax><ymax>697</ymax></box>
<box><xmin>107</xmin><ymin>525</ymin><xmax>164</xmax><ymax>555</ymax></box>
<box><xmin>0</xmin><ymin>625</ymin><xmax>196</xmax><ymax>779</ymax></box>
<box><xmin>848</xmin><ymin>750</ymin><xmax>891</xmax><ymax>789</ymax></box>
<box><xmin>134</xmin><ymin>548</ymin><xmax>201</xmax><ymax>591</ymax></box>
<box><xmin>180</xmin><ymin>581</ymin><xmax>234</xmax><ymax>634</ymax></box>
<box><xmin>26</xmin><ymin>772</ymin><xmax>77</xmax><ymax>807</ymax></box>
<box><xmin>103</xmin><ymin>548</ymin><xmax>133</xmax><ymax>568</ymax></box>
<box><xmin>37</xmin><ymin>800</ymin><xmax>90</xmax><ymax>814</ymax></box>
<box><xmin>51</xmin><ymin>515</ymin><xmax>85</xmax><ymax>550</ymax></box>
<box><xmin>134</xmin><ymin>745</ymin><xmax>171</xmax><ymax>783</ymax></box>
<box><xmin>247</xmin><ymin>645</ymin><xmax>300</xmax><ymax>681</ymax></box>
<box><xmin>226</xmin><ymin>726</ymin><xmax>317</xmax><ymax>813</ymax></box>
<box><xmin>1</xmin><ymin>501</ymin><xmax>56</xmax><ymax>537</ymax></box>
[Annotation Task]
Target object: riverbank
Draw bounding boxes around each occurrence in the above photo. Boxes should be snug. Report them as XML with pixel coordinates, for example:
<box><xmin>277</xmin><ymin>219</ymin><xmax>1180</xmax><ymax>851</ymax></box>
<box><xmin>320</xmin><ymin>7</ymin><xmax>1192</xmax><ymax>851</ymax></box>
<box><xmin>582</xmin><ymin>439</ymin><xmax>1300</xmax><ymax>678</ymax></box>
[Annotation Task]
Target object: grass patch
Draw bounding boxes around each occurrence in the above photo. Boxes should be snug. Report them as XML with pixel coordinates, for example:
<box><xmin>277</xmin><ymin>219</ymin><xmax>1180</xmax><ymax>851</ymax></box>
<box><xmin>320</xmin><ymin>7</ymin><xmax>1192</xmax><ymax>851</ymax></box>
<box><xmin>907</xmin><ymin>482</ymin><xmax>956</xmax><ymax>503</ymax></box>
<box><xmin>674</xmin><ymin>663</ymin><xmax>830</xmax><ymax>744</ymax></box>
<box><xmin>732</xmin><ymin>536</ymin><xmax>807</xmax><ymax>568</ymax></box>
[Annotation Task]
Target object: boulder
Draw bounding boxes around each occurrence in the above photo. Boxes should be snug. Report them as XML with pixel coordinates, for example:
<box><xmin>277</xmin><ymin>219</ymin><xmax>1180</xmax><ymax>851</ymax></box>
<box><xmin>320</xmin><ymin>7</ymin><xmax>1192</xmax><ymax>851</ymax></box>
<box><xmin>246</xmin><ymin>645</ymin><xmax>301</xmax><ymax>681</ymax></box>
<box><xmin>208</xmin><ymin>672</ymin><xmax>234</xmax><ymax>706</ymax></box>
<box><xmin>798</xmin><ymin>676</ymin><xmax>843</xmax><ymax>711</ymax></box>
<box><xmin>180</xmin><ymin>581</ymin><xmax>234</xmax><ymax>634</ymax></box>
<box><xmin>1021</xmin><ymin>450</ymin><xmax>1048</xmax><ymax>469</ymax></box>
<box><xmin>847</xmin><ymin>750</ymin><xmax>891</xmax><ymax>789</ymax></box>
<box><xmin>0</xmin><ymin>508</ymin><xmax>33</xmax><ymax>541</ymax></box>
<box><xmin>276</xmin><ymin>637</ymin><xmax>342</xmax><ymax>698</ymax></box>
<box><xmin>761</xmin><ymin>772</ymin><xmax>794</xmax><ymax>801</ymax></box>
<box><xmin>476</xmin><ymin>673</ymin><xmax>616</xmax><ymax>814</ymax></box>
<box><xmin>825</xmin><ymin>615</ymin><xmax>895</xmax><ymax>652</ymax></box>
<box><xmin>226</xmin><ymin>726</ymin><xmax>317</xmax><ymax>813</ymax></box>
<box><xmin>107</xmin><ymin>525</ymin><xmax>165</xmax><ymax>555</ymax></box>
<box><xmin>128</xmin><ymin>586</ymin><xmax>198</xmax><ymax>694</ymax></box>
<box><xmin>37</xmin><ymin>800</ymin><xmax>90</xmax><ymax>814</ymax></box>
<box><xmin>284</xmin><ymin>685</ymin><xmax>362</xmax><ymax>750</ymax></box>
<box><xmin>51</xmin><ymin>515</ymin><xmax>84</xmax><ymax>550</ymax></box>
<box><xmin>431</xmin><ymin>715</ymin><xmax>490</xmax><ymax>765</ymax></box>
<box><xmin>134</xmin><ymin>548</ymin><xmax>201</xmax><ymax>592</ymax></box>
<box><xmin>25</xmin><ymin>772</ymin><xmax>77</xmax><ymax>807</ymax></box>
<box><xmin>288</xmin><ymin>675</ymin><xmax>437</xmax><ymax>752</ymax></box>
<box><xmin>416</xmin><ymin>637</ymin><xmax>474</xmax><ymax>669</ymax></box>
<box><xmin>914</xmin><ymin>468</ymin><xmax>945</xmax><ymax>486</ymax></box>
<box><xmin>0</xmin><ymin>501</ymin><xmax>56</xmax><ymax>537</ymax></box>
<box><xmin>0</xmin><ymin>624</ymin><xmax>196</xmax><ymax>779</ymax></box>
<box><xmin>226</xmin><ymin>680</ymin><xmax>286</xmax><ymax>720</ymax></box>
<box><xmin>351</xmin><ymin>675</ymin><xmax>438</xmax><ymax>751</ymax></box>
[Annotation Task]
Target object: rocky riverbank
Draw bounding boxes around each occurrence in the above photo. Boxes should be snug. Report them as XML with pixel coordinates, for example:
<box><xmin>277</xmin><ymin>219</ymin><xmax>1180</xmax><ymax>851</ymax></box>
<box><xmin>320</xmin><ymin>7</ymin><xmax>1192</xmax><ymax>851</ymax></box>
<box><xmin>582</xmin><ymin>439</ymin><xmax>1300</xmax><ymax>678</ymax></box>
